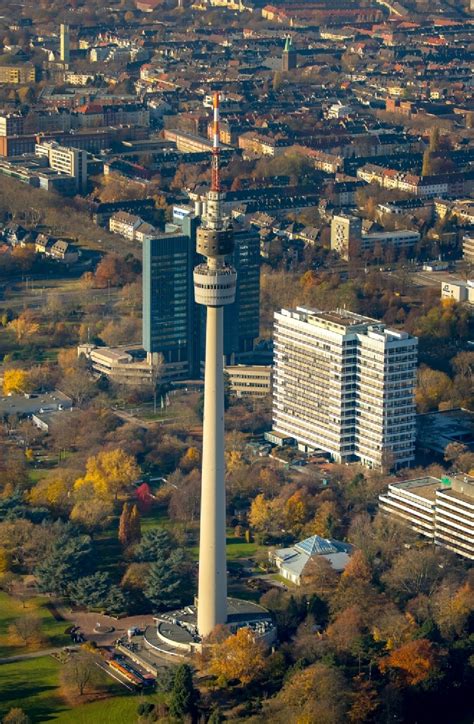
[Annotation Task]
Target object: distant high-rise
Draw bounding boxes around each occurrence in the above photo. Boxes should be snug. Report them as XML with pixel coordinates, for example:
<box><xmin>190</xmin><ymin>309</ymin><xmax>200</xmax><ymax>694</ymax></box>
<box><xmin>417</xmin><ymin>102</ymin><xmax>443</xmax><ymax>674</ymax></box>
<box><xmin>142</xmin><ymin>216</ymin><xmax>259</xmax><ymax>380</ymax></box>
<box><xmin>142</xmin><ymin>215</ymin><xmax>198</xmax><ymax>380</ymax></box>
<box><xmin>60</xmin><ymin>23</ymin><xmax>70</xmax><ymax>65</ymax></box>
<box><xmin>282</xmin><ymin>36</ymin><xmax>297</xmax><ymax>72</ymax></box>
<box><xmin>273</xmin><ymin>307</ymin><xmax>418</xmax><ymax>469</ymax></box>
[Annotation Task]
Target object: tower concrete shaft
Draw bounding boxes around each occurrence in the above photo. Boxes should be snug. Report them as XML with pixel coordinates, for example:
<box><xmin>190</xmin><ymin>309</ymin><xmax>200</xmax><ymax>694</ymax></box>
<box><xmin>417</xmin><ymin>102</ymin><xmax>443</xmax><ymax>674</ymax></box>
<box><xmin>194</xmin><ymin>91</ymin><xmax>236</xmax><ymax>637</ymax></box>
<box><xmin>197</xmin><ymin>301</ymin><xmax>227</xmax><ymax>635</ymax></box>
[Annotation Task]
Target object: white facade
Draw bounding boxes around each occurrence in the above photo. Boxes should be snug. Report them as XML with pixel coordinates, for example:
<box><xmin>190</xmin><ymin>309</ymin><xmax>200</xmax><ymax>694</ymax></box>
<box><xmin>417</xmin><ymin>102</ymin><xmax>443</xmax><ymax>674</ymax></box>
<box><xmin>440</xmin><ymin>280</ymin><xmax>474</xmax><ymax>304</ymax></box>
<box><xmin>379</xmin><ymin>475</ymin><xmax>474</xmax><ymax>560</ymax></box>
<box><xmin>273</xmin><ymin>307</ymin><xmax>418</xmax><ymax>469</ymax></box>
<box><xmin>35</xmin><ymin>142</ymin><xmax>87</xmax><ymax>192</ymax></box>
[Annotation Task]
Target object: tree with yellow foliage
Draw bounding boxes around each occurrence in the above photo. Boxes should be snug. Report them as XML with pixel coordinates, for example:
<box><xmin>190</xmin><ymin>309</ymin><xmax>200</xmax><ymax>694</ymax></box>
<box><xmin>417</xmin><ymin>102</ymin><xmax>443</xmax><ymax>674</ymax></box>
<box><xmin>3</xmin><ymin>369</ymin><xmax>31</xmax><ymax>395</ymax></box>
<box><xmin>28</xmin><ymin>473</ymin><xmax>74</xmax><ymax>512</ymax></box>
<box><xmin>209</xmin><ymin>627</ymin><xmax>266</xmax><ymax>685</ymax></box>
<box><xmin>7</xmin><ymin>312</ymin><xmax>39</xmax><ymax>342</ymax></box>
<box><xmin>283</xmin><ymin>490</ymin><xmax>308</xmax><ymax>535</ymax></box>
<box><xmin>310</xmin><ymin>500</ymin><xmax>340</xmax><ymax>538</ymax></box>
<box><xmin>248</xmin><ymin>494</ymin><xmax>276</xmax><ymax>537</ymax></box>
<box><xmin>179</xmin><ymin>446</ymin><xmax>201</xmax><ymax>473</ymax></box>
<box><xmin>74</xmin><ymin>449</ymin><xmax>140</xmax><ymax>500</ymax></box>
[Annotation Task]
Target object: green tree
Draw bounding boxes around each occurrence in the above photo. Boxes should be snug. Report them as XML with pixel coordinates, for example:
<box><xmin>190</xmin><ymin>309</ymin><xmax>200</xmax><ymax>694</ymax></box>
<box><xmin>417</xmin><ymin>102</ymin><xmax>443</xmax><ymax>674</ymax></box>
<box><xmin>35</xmin><ymin>534</ymin><xmax>92</xmax><ymax>596</ymax></box>
<box><xmin>169</xmin><ymin>664</ymin><xmax>196</xmax><ymax>719</ymax></box>
<box><xmin>143</xmin><ymin>548</ymin><xmax>190</xmax><ymax>610</ymax></box>
<box><xmin>134</xmin><ymin>527</ymin><xmax>173</xmax><ymax>562</ymax></box>
<box><xmin>68</xmin><ymin>572</ymin><xmax>111</xmax><ymax>609</ymax></box>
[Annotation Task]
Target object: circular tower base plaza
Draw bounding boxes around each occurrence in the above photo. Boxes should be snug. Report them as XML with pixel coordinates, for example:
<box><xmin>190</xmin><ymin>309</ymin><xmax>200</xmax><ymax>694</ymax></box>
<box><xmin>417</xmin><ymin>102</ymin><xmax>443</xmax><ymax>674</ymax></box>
<box><xmin>144</xmin><ymin>598</ymin><xmax>276</xmax><ymax>657</ymax></box>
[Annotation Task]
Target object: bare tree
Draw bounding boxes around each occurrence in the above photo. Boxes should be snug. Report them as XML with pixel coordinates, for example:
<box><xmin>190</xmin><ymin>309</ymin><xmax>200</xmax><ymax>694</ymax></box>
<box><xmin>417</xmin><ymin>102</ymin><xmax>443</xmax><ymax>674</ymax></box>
<box><xmin>61</xmin><ymin>652</ymin><xmax>100</xmax><ymax>697</ymax></box>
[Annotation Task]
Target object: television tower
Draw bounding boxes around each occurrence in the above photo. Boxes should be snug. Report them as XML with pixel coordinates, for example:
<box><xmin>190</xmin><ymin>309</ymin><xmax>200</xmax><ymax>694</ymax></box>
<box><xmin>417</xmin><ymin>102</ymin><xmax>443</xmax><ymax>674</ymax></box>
<box><xmin>194</xmin><ymin>92</ymin><xmax>236</xmax><ymax>638</ymax></box>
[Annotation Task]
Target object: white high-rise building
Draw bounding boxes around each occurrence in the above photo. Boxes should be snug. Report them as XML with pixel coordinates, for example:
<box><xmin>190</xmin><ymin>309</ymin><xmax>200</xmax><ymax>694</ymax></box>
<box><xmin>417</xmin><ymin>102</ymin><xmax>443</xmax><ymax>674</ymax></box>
<box><xmin>273</xmin><ymin>307</ymin><xmax>418</xmax><ymax>469</ymax></box>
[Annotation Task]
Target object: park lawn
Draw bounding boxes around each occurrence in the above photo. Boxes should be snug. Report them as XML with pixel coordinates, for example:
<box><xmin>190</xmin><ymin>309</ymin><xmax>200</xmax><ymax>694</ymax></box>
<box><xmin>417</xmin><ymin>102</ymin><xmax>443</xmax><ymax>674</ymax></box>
<box><xmin>0</xmin><ymin>656</ymin><xmax>67</xmax><ymax>722</ymax></box>
<box><xmin>140</xmin><ymin>507</ymin><xmax>174</xmax><ymax>533</ymax></box>
<box><xmin>52</xmin><ymin>693</ymin><xmax>161</xmax><ymax>724</ymax></box>
<box><xmin>0</xmin><ymin>592</ymin><xmax>69</xmax><ymax>659</ymax></box>
<box><xmin>29</xmin><ymin>468</ymin><xmax>49</xmax><ymax>484</ymax></box>
<box><xmin>189</xmin><ymin>534</ymin><xmax>262</xmax><ymax>562</ymax></box>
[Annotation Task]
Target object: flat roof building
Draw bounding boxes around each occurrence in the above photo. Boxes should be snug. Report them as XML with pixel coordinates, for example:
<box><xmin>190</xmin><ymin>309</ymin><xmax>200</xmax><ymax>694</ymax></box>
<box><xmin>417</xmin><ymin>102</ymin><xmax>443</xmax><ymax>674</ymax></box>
<box><xmin>379</xmin><ymin>475</ymin><xmax>474</xmax><ymax>560</ymax></box>
<box><xmin>273</xmin><ymin>307</ymin><xmax>418</xmax><ymax>469</ymax></box>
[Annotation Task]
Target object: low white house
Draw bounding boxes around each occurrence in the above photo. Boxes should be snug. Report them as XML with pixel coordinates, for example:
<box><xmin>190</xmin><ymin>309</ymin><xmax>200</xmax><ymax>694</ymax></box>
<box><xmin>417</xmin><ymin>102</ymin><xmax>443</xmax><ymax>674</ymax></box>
<box><xmin>271</xmin><ymin>535</ymin><xmax>353</xmax><ymax>585</ymax></box>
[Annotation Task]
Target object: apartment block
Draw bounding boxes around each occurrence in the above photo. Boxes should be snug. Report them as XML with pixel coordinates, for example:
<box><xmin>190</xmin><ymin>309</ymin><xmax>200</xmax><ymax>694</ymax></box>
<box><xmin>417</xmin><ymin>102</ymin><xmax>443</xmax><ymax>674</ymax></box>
<box><xmin>379</xmin><ymin>475</ymin><xmax>474</xmax><ymax>560</ymax></box>
<box><xmin>331</xmin><ymin>214</ymin><xmax>419</xmax><ymax>261</ymax></box>
<box><xmin>273</xmin><ymin>307</ymin><xmax>418</xmax><ymax>469</ymax></box>
<box><xmin>463</xmin><ymin>233</ymin><xmax>474</xmax><ymax>263</ymax></box>
<box><xmin>330</xmin><ymin>214</ymin><xmax>362</xmax><ymax>260</ymax></box>
<box><xmin>35</xmin><ymin>141</ymin><xmax>87</xmax><ymax>192</ymax></box>
<box><xmin>0</xmin><ymin>64</ymin><xmax>36</xmax><ymax>84</ymax></box>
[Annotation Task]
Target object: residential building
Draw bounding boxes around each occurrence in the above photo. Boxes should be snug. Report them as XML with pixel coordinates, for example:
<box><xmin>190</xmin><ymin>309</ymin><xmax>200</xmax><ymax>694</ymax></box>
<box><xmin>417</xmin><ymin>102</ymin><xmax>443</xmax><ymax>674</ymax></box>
<box><xmin>379</xmin><ymin>475</ymin><xmax>474</xmax><ymax>560</ymax></box>
<box><xmin>109</xmin><ymin>212</ymin><xmax>143</xmax><ymax>240</ymax></box>
<box><xmin>225</xmin><ymin>364</ymin><xmax>272</xmax><ymax>397</ymax></box>
<box><xmin>35</xmin><ymin>141</ymin><xmax>88</xmax><ymax>192</ymax></box>
<box><xmin>331</xmin><ymin>214</ymin><xmax>419</xmax><ymax>260</ymax></box>
<box><xmin>272</xmin><ymin>535</ymin><xmax>353</xmax><ymax>585</ymax></box>
<box><xmin>463</xmin><ymin>233</ymin><xmax>474</xmax><ymax>263</ymax></box>
<box><xmin>0</xmin><ymin>64</ymin><xmax>36</xmax><ymax>84</ymax></box>
<box><xmin>330</xmin><ymin>214</ymin><xmax>362</xmax><ymax>260</ymax></box>
<box><xmin>273</xmin><ymin>307</ymin><xmax>418</xmax><ymax>469</ymax></box>
<box><xmin>0</xmin><ymin>113</ymin><xmax>24</xmax><ymax>136</ymax></box>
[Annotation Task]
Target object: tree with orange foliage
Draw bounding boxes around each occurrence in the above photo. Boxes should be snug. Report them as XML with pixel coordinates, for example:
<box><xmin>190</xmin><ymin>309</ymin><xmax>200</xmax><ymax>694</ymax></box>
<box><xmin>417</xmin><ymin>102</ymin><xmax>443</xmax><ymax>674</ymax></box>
<box><xmin>342</xmin><ymin>549</ymin><xmax>372</xmax><ymax>583</ymax></box>
<box><xmin>209</xmin><ymin>627</ymin><xmax>266</xmax><ymax>685</ymax></box>
<box><xmin>379</xmin><ymin>638</ymin><xmax>438</xmax><ymax>686</ymax></box>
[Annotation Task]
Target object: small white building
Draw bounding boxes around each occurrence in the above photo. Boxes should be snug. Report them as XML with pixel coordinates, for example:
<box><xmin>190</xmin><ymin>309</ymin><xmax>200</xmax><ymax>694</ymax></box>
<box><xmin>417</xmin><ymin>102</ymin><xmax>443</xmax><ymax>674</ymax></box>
<box><xmin>440</xmin><ymin>280</ymin><xmax>474</xmax><ymax>304</ymax></box>
<box><xmin>272</xmin><ymin>535</ymin><xmax>353</xmax><ymax>585</ymax></box>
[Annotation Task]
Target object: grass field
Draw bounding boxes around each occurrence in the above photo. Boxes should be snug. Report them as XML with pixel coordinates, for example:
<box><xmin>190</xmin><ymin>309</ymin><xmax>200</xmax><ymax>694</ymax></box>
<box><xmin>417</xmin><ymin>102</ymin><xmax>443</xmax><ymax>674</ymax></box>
<box><xmin>0</xmin><ymin>592</ymin><xmax>69</xmax><ymax>659</ymax></box>
<box><xmin>0</xmin><ymin>656</ymin><xmax>66</xmax><ymax>721</ymax></box>
<box><xmin>52</xmin><ymin>694</ymin><xmax>159</xmax><ymax>723</ymax></box>
<box><xmin>0</xmin><ymin>655</ymin><xmax>153</xmax><ymax>723</ymax></box>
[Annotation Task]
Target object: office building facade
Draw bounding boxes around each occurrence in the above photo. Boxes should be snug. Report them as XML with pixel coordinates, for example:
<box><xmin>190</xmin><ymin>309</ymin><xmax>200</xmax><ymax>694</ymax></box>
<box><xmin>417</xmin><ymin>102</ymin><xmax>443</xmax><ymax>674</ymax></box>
<box><xmin>379</xmin><ymin>475</ymin><xmax>474</xmax><ymax>560</ymax></box>
<box><xmin>35</xmin><ymin>141</ymin><xmax>87</xmax><ymax>192</ymax></box>
<box><xmin>142</xmin><ymin>216</ymin><xmax>197</xmax><ymax>381</ymax></box>
<box><xmin>273</xmin><ymin>307</ymin><xmax>418</xmax><ymax>469</ymax></box>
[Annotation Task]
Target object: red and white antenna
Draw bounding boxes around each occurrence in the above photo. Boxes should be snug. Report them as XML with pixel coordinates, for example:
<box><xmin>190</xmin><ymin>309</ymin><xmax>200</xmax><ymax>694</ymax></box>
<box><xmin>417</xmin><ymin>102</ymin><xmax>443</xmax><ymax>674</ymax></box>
<box><xmin>211</xmin><ymin>91</ymin><xmax>221</xmax><ymax>193</ymax></box>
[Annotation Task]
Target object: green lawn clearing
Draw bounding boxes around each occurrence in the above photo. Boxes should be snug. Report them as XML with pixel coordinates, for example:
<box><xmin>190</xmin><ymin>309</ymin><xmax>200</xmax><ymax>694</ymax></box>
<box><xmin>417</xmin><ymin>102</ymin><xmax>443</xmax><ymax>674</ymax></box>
<box><xmin>52</xmin><ymin>693</ymin><xmax>161</xmax><ymax>723</ymax></box>
<box><xmin>0</xmin><ymin>656</ymin><xmax>66</xmax><ymax>722</ymax></box>
<box><xmin>0</xmin><ymin>592</ymin><xmax>69</xmax><ymax>659</ymax></box>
